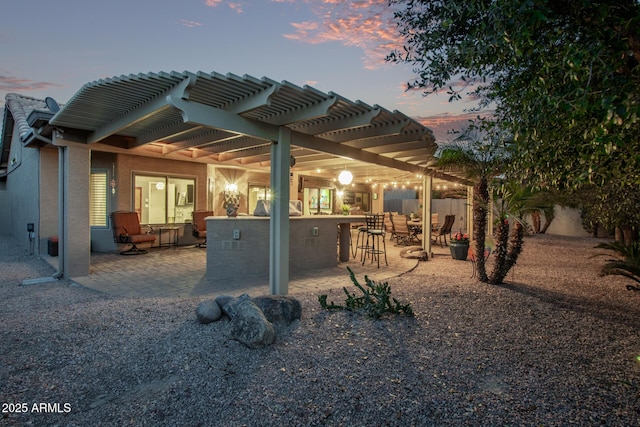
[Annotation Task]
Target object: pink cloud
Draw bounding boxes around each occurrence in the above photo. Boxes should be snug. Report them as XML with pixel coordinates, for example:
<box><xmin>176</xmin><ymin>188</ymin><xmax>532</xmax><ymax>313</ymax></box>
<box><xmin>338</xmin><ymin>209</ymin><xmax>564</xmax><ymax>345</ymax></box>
<box><xmin>229</xmin><ymin>2</ymin><xmax>244</xmax><ymax>13</ymax></box>
<box><xmin>283</xmin><ymin>0</ymin><xmax>404</xmax><ymax>69</ymax></box>
<box><xmin>0</xmin><ymin>74</ymin><xmax>62</xmax><ymax>92</ymax></box>
<box><xmin>415</xmin><ymin>112</ymin><xmax>483</xmax><ymax>142</ymax></box>
<box><xmin>180</xmin><ymin>19</ymin><xmax>203</xmax><ymax>27</ymax></box>
<box><xmin>205</xmin><ymin>0</ymin><xmax>244</xmax><ymax>13</ymax></box>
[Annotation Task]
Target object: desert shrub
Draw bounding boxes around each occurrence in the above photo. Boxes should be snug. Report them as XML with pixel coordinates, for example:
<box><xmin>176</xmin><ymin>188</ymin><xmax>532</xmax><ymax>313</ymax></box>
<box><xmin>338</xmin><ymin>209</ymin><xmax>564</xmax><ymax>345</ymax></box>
<box><xmin>318</xmin><ymin>267</ymin><xmax>414</xmax><ymax>318</ymax></box>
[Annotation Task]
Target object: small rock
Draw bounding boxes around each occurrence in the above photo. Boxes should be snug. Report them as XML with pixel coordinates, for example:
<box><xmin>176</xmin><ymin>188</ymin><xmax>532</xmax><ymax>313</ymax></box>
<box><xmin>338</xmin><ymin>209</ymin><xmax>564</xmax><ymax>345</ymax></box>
<box><xmin>195</xmin><ymin>299</ymin><xmax>222</xmax><ymax>324</ymax></box>
<box><xmin>214</xmin><ymin>294</ymin><xmax>234</xmax><ymax>312</ymax></box>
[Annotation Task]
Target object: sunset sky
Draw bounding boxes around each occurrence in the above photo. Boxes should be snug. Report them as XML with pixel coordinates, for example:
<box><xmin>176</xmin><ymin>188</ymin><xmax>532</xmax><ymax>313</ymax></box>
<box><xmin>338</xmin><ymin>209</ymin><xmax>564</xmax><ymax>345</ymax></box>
<box><xmin>1</xmin><ymin>0</ymin><xmax>480</xmax><ymax>141</ymax></box>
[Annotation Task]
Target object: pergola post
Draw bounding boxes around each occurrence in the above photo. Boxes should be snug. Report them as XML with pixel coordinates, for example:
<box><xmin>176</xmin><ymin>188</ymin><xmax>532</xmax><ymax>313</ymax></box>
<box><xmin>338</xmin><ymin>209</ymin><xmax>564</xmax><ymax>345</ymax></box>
<box><xmin>466</xmin><ymin>185</ymin><xmax>474</xmax><ymax>240</ymax></box>
<box><xmin>269</xmin><ymin>127</ymin><xmax>291</xmax><ymax>295</ymax></box>
<box><xmin>422</xmin><ymin>175</ymin><xmax>433</xmax><ymax>258</ymax></box>
<box><xmin>55</xmin><ymin>139</ymin><xmax>91</xmax><ymax>278</ymax></box>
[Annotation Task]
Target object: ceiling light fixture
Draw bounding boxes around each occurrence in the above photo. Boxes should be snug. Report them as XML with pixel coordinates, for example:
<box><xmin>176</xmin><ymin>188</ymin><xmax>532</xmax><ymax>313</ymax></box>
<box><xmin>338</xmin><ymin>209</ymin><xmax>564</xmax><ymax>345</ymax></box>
<box><xmin>338</xmin><ymin>170</ymin><xmax>353</xmax><ymax>185</ymax></box>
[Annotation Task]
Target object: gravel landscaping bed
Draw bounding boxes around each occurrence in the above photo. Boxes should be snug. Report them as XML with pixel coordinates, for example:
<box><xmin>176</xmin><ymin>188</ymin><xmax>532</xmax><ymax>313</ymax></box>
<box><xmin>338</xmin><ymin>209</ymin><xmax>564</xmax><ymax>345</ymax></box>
<box><xmin>1</xmin><ymin>234</ymin><xmax>639</xmax><ymax>426</ymax></box>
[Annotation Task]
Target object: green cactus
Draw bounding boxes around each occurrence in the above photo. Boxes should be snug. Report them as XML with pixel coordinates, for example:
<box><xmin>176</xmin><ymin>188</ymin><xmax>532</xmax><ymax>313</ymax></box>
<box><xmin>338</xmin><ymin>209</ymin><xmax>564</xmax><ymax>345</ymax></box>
<box><xmin>318</xmin><ymin>267</ymin><xmax>414</xmax><ymax>318</ymax></box>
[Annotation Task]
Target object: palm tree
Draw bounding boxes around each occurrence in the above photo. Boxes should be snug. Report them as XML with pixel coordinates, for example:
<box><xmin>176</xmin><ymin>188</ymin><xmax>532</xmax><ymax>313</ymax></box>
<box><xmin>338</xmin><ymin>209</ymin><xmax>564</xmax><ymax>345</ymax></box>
<box><xmin>594</xmin><ymin>241</ymin><xmax>640</xmax><ymax>291</ymax></box>
<box><xmin>435</xmin><ymin>130</ymin><xmax>506</xmax><ymax>282</ymax></box>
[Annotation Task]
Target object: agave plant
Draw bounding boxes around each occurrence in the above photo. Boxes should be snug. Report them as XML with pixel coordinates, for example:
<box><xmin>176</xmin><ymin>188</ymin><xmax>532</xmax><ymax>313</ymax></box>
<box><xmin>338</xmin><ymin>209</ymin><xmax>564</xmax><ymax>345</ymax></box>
<box><xmin>595</xmin><ymin>241</ymin><xmax>640</xmax><ymax>291</ymax></box>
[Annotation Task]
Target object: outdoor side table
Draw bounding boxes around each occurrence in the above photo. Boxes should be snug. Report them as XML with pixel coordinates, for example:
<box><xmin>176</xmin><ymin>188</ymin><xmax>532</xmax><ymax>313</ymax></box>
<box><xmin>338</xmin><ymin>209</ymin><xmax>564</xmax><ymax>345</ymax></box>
<box><xmin>158</xmin><ymin>226</ymin><xmax>179</xmax><ymax>248</ymax></box>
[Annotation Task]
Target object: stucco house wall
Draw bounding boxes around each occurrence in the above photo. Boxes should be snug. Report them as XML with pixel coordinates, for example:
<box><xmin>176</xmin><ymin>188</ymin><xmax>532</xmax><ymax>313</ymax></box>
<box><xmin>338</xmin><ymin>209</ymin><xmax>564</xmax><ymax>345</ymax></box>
<box><xmin>5</xmin><ymin>131</ymin><xmax>41</xmax><ymax>254</ymax></box>
<box><xmin>39</xmin><ymin>147</ymin><xmax>59</xmax><ymax>253</ymax></box>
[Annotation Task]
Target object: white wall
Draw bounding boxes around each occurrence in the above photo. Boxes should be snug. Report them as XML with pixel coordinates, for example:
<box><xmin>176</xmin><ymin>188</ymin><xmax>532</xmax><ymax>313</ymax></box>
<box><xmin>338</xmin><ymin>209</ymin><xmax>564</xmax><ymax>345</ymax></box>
<box><xmin>432</xmin><ymin>198</ymin><xmax>468</xmax><ymax>232</ymax></box>
<box><xmin>542</xmin><ymin>205</ymin><xmax>591</xmax><ymax>237</ymax></box>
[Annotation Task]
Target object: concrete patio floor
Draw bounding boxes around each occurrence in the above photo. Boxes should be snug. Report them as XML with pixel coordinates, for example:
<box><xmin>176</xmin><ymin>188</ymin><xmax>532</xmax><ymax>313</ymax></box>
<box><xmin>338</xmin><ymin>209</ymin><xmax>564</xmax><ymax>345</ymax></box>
<box><xmin>44</xmin><ymin>231</ymin><xmax>454</xmax><ymax>299</ymax></box>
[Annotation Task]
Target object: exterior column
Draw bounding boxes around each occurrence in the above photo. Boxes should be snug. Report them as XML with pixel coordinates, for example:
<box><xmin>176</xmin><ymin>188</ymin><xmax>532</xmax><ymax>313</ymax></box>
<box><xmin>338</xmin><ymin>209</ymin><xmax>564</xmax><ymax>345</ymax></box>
<box><xmin>422</xmin><ymin>175</ymin><xmax>433</xmax><ymax>258</ymax></box>
<box><xmin>466</xmin><ymin>185</ymin><xmax>474</xmax><ymax>242</ymax></box>
<box><xmin>59</xmin><ymin>143</ymin><xmax>91</xmax><ymax>278</ymax></box>
<box><xmin>269</xmin><ymin>127</ymin><xmax>291</xmax><ymax>295</ymax></box>
<box><xmin>488</xmin><ymin>191</ymin><xmax>494</xmax><ymax>237</ymax></box>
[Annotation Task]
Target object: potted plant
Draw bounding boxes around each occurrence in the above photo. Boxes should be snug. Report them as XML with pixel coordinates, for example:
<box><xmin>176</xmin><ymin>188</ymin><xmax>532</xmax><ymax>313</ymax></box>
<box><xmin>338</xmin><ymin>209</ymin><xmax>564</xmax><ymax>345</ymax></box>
<box><xmin>224</xmin><ymin>193</ymin><xmax>240</xmax><ymax>217</ymax></box>
<box><xmin>341</xmin><ymin>204</ymin><xmax>351</xmax><ymax>215</ymax></box>
<box><xmin>449</xmin><ymin>232</ymin><xmax>470</xmax><ymax>260</ymax></box>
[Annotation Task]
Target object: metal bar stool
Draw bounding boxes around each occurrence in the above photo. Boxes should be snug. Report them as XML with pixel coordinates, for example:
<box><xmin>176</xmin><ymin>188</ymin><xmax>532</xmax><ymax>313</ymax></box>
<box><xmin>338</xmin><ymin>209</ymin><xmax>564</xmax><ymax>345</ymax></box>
<box><xmin>362</xmin><ymin>213</ymin><xmax>387</xmax><ymax>268</ymax></box>
<box><xmin>351</xmin><ymin>222</ymin><xmax>369</xmax><ymax>261</ymax></box>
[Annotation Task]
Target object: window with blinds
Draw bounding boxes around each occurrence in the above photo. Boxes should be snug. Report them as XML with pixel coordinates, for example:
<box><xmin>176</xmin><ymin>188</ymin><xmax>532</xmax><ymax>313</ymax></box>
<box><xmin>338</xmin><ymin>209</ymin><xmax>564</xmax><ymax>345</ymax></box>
<box><xmin>90</xmin><ymin>171</ymin><xmax>108</xmax><ymax>227</ymax></box>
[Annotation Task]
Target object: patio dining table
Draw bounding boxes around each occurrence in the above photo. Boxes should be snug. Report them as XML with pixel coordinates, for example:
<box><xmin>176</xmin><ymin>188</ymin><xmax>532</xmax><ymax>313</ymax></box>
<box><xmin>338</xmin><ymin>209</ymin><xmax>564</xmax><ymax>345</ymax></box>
<box><xmin>408</xmin><ymin>220</ymin><xmax>423</xmax><ymax>233</ymax></box>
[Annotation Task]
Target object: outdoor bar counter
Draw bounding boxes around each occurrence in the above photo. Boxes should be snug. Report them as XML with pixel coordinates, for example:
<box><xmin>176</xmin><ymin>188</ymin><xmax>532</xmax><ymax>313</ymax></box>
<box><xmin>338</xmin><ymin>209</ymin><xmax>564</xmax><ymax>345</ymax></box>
<box><xmin>205</xmin><ymin>215</ymin><xmax>366</xmax><ymax>282</ymax></box>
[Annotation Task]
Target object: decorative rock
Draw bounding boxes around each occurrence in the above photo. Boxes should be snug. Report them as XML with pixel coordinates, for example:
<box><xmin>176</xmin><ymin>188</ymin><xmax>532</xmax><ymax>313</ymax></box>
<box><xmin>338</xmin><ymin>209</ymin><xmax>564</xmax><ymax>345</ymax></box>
<box><xmin>221</xmin><ymin>293</ymin><xmax>250</xmax><ymax>319</ymax></box>
<box><xmin>195</xmin><ymin>299</ymin><xmax>222</xmax><ymax>324</ymax></box>
<box><xmin>251</xmin><ymin>296</ymin><xmax>302</xmax><ymax>325</ymax></box>
<box><xmin>215</xmin><ymin>295</ymin><xmax>234</xmax><ymax>315</ymax></box>
<box><xmin>227</xmin><ymin>298</ymin><xmax>275</xmax><ymax>348</ymax></box>
<box><xmin>400</xmin><ymin>246</ymin><xmax>428</xmax><ymax>260</ymax></box>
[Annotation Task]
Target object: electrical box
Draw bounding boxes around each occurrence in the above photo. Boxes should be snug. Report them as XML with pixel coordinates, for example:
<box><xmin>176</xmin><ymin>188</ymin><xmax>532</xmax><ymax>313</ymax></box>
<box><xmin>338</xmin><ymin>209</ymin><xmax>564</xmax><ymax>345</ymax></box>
<box><xmin>312</xmin><ymin>226</ymin><xmax>319</xmax><ymax>236</ymax></box>
<box><xmin>232</xmin><ymin>229</ymin><xmax>241</xmax><ymax>240</ymax></box>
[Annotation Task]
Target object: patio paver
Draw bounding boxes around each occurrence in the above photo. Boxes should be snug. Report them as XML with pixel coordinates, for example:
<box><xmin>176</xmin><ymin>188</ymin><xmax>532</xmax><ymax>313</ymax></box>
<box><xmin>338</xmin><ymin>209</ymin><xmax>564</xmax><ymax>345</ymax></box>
<box><xmin>44</xmin><ymin>231</ymin><xmax>450</xmax><ymax>299</ymax></box>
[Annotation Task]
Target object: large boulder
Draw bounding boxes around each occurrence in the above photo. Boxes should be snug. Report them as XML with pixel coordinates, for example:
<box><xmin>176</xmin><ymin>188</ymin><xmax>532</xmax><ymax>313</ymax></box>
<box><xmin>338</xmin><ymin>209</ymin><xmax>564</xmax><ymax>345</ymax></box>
<box><xmin>250</xmin><ymin>296</ymin><xmax>302</xmax><ymax>325</ymax></box>
<box><xmin>224</xmin><ymin>296</ymin><xmax>275</xmax><ymax>348</ymax></box>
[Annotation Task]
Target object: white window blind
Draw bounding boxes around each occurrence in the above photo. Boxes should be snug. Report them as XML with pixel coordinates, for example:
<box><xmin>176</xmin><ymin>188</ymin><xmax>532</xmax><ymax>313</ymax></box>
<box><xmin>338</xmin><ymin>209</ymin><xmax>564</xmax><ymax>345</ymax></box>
<box><xmin>90</xmin><ymin>172</ymin><xmax>108</xmax><ymax>227</ymax></box>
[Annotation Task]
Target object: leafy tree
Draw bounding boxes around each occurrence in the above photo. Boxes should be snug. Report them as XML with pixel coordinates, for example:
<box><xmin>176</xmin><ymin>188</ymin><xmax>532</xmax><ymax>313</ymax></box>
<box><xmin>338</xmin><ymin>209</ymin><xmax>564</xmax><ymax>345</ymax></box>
<box><xmin>566</xmin><ymin>183</ymin><xmax>640</xmax><ymax>242</ymax></box>
<box><xmin>388</xmin><ymin>0</ymin><xmax>640</xmax><ymax>189</ymax></box>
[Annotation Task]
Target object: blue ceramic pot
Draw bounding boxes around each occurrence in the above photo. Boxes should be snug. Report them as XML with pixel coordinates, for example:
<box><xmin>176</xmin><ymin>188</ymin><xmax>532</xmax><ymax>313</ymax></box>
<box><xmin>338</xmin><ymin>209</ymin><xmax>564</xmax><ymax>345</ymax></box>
<box><xmin>449</xmin><ymin>241</ymin><xmax>469</xmax><ymax>260</ymax></box>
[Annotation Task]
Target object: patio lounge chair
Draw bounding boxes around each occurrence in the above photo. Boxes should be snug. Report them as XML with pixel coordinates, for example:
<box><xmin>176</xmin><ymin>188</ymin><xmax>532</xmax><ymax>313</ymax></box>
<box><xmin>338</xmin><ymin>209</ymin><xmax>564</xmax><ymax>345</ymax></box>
<box><xmin>111</xmin><ymin>211</ymin><xmax>156</xmax><ymax>255</ymax></box>
<box><xmin>383</xmin><ymin>212</ymin><xmax>396</xmax><ymax>241</ymax></box>
<box><xmin>431</xmin><ymin>214</ymin><xmax>455</xmax><ymax>247</ymax></box>
<box><xmin>192</xmin><ymin>210</ymin><xmax>213</xmax><ymax>248</ymax></box>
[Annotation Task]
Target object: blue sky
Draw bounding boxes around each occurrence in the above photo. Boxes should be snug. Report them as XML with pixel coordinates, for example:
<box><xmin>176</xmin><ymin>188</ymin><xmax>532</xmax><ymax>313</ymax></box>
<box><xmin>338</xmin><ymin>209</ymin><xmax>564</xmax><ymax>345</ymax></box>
<box><xmin>1</xmin><ymin>0</ymin><xmax>478</xmax><ymax>141</ymax></box>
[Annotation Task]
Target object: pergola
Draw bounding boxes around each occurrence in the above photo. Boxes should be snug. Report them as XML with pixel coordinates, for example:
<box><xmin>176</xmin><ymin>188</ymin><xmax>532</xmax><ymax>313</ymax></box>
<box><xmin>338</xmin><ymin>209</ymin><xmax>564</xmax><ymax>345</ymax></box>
<box><xmin>48</xmin><ymin>70</ymin><xmax>469</xmax><ymax>293</ymax></box>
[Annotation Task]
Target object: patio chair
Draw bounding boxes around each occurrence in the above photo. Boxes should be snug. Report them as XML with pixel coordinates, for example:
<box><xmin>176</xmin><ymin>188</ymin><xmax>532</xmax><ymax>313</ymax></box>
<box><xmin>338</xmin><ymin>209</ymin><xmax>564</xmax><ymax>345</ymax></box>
<box><xmin>431</xmin><ymin>213</ymin><xmax>440</xmax><ymax>231</ymax></box>
<box><xmin>431</xmin><ymin>214</ymin><xmax>455</xmax><ymax>247</ymax></box>
<box><xmin>192</xmin><ymin>210</ymin><xmax>213</xmax><ymax>248</ymax></box>
<box><xmin>391</xmin><ymin>213</ymin><xmax>420</xmax><ymax>246</ymax></box>
<box><xmin>362</xmin><ymin>213</ymin><xmax>387</xmax><ymax>268</ymax></box>
<box><xmin>383</xmin><ymin>212</ymin><xmax>396</xmax><ymax>241</ymax></box>
<box><xmin>350</xmin><ymin>209</ymin><xmax>368</xmax><ymax>260</ymax></box>
<box><xmin>111</xmin><ymin>211</ymin><xmax>156</xmax><ymax>255</ymax></box>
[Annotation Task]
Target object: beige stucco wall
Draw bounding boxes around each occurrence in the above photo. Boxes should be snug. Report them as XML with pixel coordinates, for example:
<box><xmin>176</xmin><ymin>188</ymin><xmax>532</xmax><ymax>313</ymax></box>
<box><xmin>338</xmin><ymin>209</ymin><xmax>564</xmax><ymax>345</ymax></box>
<box><xmin>205</xmin><ymin>215</ymin><xmax>342</xmax><ymax>285</ymax></box>
<box><xmin>39</xmin><ymin>147</ymin><xmax>59</xmax><ymax>253</ymax></box>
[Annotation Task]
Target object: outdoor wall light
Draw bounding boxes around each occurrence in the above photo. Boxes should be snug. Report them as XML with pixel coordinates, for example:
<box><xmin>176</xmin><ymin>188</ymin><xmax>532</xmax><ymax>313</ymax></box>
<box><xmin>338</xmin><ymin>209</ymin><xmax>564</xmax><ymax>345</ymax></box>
<box><xmin>338</xmin><ymin>170</ymin><xmax>353</xmax><ymax>185</ymax></box>
<box><xmin>224</xmin><ymin>183</ymin><xmax>238</xmax><ymax>194</ymax></box>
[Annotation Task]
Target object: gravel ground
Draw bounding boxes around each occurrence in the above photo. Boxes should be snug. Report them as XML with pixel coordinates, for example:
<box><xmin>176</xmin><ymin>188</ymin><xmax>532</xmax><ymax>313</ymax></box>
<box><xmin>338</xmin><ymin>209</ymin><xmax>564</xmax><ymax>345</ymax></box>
<box><xmin>1</xmin><ymin>234</ymin><xmax>639</xmax><ymax>426</ymax></box>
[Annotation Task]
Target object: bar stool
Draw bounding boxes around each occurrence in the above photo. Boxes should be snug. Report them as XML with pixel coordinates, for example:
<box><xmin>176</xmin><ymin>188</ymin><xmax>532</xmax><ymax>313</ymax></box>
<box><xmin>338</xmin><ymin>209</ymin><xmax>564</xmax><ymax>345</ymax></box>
<box><xmin>362</xmin><ymin>213</ymin><xmax>387</xmax><ymax>268</ymax></box>
<box><xmin>351</xmin><ymin>222</ymin><xmax>369</xmax><ymax>261</ymax></box>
